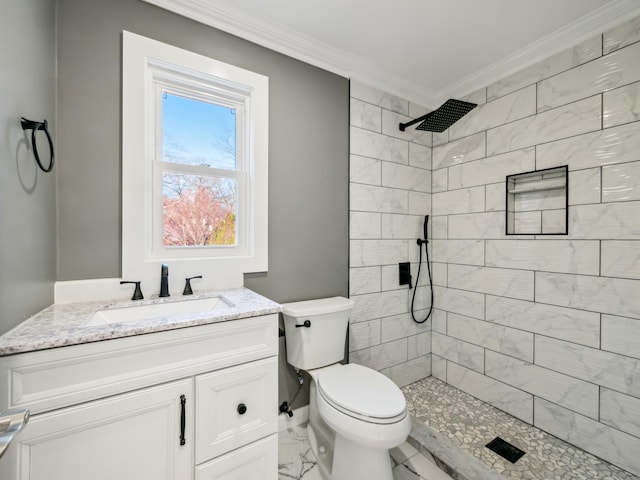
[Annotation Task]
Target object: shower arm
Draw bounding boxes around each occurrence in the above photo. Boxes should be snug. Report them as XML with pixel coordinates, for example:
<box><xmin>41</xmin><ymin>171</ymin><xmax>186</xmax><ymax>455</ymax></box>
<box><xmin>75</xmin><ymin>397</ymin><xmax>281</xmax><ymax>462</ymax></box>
<box><xmin>398</xmin><ymin>113</ymin><xmax>431</xmax><ymax>132</ymax></box>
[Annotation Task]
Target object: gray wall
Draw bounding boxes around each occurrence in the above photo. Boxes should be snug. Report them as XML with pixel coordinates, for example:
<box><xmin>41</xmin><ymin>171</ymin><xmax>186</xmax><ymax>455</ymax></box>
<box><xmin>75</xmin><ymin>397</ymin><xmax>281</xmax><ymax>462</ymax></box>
<box><xmin>0</xmin><ymin>0</ymin><xmax>57</xmax><ymax>334</ymax></box>
<box><xmin>56</xmin><ymin>0</ymin><xmax>349</xmax><ymax>408</ymax></box>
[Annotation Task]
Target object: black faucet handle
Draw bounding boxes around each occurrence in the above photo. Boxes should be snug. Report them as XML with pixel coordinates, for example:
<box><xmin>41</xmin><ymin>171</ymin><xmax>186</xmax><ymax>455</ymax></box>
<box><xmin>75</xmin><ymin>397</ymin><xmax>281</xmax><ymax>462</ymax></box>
<box><xmin>183</xmin><ymin>276</ymin><xmax>203</xmax><ymax>295</ymax></box>
<box><xmin>120</xmin><ymin>281</ymin><xmax>144</xmax><ymax>301</ymax></box>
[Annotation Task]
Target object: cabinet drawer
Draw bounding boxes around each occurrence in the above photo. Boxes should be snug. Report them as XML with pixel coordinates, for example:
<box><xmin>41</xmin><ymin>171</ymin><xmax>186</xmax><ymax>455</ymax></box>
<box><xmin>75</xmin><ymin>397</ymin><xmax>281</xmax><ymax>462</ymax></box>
<box><xmin>196</xmin><ymin>357</ymin><xmax>277</xmax><ymax>462</ymax></box>
<box><xmin>195</xmin><ymin>434</ymin><xmax>277</xmax><ymax>480</ymax></box>
<box><xmin>1</xmin><ymin>314</ymin><xmax>277</xmax><ymax>414</ymax></box>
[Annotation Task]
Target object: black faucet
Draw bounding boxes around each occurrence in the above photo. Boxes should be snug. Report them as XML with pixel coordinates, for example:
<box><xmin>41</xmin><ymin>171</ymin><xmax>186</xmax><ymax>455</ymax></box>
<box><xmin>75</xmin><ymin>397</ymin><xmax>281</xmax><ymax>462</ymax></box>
<box><xmin>120</xmin><ymin>280</ymin><xmax>144</xmax><ymax>301</ymax></box>
<box><xmin>183</xmin><ymin>275</ymin><xmax>202</xmax><ymax>295</ymax></box>
<box><xmin>159</xmin><ymin>264</ymin><xmax>170</xmax><ymax>297</ymax></box>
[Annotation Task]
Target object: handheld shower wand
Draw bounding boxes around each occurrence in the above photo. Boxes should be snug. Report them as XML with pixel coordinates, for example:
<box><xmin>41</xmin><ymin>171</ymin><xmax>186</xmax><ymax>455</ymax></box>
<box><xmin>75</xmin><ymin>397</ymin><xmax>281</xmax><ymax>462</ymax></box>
<box><xmin>419</xmin><ymin>215</ymin><xmax>429</xmax><ymax>245</ymax></box>
<box><xmin>411</xmin><ymin>215</ymin><xmax>434</xmax><ymax>324</ymax></box>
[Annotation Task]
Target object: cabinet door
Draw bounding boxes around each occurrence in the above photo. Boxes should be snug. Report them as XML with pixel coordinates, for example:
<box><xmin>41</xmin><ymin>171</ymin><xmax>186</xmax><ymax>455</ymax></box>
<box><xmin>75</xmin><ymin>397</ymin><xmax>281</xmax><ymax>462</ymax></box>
<box><xmin>196</xmin><ymin>357</ymin><xmax>277</xmax><ymax>462</ymax></box>
<box><xmin>4</xmin><ymin>379</ymin><xmax>193</xmax><ymax>480</ymax></box>
<box><xmin>195</xmin><ymin>434</ymin><xmax>277</xmax><ymax>480</ymax></box>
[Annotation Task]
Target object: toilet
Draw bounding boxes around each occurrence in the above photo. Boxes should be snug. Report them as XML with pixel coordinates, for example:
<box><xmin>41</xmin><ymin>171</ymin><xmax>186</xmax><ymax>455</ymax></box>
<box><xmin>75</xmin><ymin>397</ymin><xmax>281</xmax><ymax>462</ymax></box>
<box><xmin>282</xmin><ymin>297</ymin><xmax>411</xmax><ymax>480</ymax></box>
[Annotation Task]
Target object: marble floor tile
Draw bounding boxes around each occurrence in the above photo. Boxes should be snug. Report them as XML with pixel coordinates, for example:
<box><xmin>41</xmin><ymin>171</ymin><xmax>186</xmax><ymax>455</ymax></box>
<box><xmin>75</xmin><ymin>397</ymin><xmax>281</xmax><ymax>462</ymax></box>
<box><xmin>278</xmin><ymin>423</ymin><xmax>451</xmax><ymax>480</ymax></box>
<box><xmin>393</xmin><ymin>449</ymin><xmax>454</xmax><ymax>480</ymax></box>
<box><xmin>278</xmin><ymin>425</ymin><xmax>323</xmax><ymax>480</ymax></box>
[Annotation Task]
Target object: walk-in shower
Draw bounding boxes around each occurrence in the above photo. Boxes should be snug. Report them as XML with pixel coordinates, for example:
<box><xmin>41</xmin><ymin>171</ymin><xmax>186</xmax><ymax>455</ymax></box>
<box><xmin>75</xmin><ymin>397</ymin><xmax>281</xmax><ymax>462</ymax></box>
<box><xmin>400</xmin><ymin>100</ymin><xmax>476</xmax><ymax>324</ymax></box>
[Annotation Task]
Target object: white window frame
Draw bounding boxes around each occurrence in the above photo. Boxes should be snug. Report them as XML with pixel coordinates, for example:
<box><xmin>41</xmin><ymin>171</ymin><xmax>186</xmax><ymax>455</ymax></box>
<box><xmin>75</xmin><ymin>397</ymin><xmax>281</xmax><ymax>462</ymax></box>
<box><xmin>122</xmin><ymin>31</ymin><xmax>268</xmax><ymax>291</ymax></box>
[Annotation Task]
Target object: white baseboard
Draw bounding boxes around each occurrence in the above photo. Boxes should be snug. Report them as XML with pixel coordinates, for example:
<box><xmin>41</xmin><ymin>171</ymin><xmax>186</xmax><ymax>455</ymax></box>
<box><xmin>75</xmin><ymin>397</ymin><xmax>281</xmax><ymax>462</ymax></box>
<box><xmin>278</xmin><ymin>405</ymin><xmax>309</xmax><ymax>432</ymax></box>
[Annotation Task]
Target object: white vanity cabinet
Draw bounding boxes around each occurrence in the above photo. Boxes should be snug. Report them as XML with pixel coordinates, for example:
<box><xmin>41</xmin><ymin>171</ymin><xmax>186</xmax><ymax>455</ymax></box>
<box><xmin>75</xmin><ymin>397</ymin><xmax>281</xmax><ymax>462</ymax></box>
<box><xmin>0</xmin><ymin>314</ymin><xmax>279</xmax><ymax>480</ymax></box>
<box><xmin>8</xmin><ymin>379</ymin><xmax>194</xmax><ymax>480</ymax></box>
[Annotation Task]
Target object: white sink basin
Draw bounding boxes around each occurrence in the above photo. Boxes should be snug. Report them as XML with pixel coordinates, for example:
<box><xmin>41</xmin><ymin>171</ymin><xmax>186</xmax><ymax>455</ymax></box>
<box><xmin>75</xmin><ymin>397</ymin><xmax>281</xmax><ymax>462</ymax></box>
<box><xmin>87</xmin><ymin>297</ymin><xmax>232</xmax><ymax>327</ymax></box>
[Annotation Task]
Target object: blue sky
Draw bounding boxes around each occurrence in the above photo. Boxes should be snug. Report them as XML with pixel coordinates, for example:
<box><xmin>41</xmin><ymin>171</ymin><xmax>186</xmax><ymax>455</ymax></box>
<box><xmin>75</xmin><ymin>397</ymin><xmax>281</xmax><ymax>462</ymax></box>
<box><xmin>162</xmin><ymin>92</ymin><xmax>236</xmax><ymax>170</ymax></box>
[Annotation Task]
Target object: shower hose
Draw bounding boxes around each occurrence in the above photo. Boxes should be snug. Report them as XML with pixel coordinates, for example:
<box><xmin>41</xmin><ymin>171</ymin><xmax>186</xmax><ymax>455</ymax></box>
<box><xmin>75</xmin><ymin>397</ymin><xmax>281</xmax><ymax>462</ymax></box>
<box><xmin>411</xmin><ymin>237</ymin><xmax>434</xmax><ymax>324</ymax></box>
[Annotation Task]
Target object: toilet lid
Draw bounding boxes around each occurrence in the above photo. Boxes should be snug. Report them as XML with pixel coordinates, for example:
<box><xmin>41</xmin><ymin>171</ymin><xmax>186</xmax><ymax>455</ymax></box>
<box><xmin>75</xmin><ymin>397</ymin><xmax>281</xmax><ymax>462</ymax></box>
<box><xmin>317</xmin><ymin>364</ymin><xmax>406</xmax><ymax>419</ymax></box>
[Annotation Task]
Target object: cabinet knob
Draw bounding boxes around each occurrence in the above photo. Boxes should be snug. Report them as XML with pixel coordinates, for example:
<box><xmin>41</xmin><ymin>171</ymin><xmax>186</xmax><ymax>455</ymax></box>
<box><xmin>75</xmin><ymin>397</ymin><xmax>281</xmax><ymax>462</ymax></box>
<box><xmin>237</xmin><ymin>403</ymin><xmax>247</xmax><ymax>415</ymax></box>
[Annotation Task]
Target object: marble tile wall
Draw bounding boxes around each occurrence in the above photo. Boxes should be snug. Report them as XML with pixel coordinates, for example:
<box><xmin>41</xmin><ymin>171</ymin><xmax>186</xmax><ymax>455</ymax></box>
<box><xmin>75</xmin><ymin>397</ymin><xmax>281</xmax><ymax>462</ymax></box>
<box><xmin>349</xmin><ymin>81</ymin><xmax>433</xmax><ymax>387</ymax></box>
<box><xmin>430</xmin><ymin>15</ymin><xmax>640</xmax><ymax>477</ymax></box>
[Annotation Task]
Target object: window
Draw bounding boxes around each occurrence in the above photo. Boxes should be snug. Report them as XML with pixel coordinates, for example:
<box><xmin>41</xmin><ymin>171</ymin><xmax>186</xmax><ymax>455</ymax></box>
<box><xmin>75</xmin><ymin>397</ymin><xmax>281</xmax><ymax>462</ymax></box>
<box><xmin>156</xmin><ymin>89</ymin><xmax>242</xmax><ymax>252</ymax></box>
<box><xmin>122</xmin><ymin>32</ymin><xmax>268</xmax><ymax>290</ymax></box>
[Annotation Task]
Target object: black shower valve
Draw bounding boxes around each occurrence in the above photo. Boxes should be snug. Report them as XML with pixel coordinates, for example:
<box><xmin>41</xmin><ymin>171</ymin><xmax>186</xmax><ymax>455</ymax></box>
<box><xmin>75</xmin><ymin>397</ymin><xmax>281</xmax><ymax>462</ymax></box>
<box><xmin>399</xmin><ymin>262</ymin><xmax>412</xmax><ymax>289</ymax></box>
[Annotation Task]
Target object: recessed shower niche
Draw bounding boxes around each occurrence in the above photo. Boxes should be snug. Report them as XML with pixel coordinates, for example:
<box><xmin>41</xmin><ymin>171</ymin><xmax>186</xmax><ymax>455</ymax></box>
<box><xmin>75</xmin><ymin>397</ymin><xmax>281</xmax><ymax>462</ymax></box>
<box><xmin>506</xmin><ymin>166</ymin><xmax>568</xmax><ymax>235</ymax></box>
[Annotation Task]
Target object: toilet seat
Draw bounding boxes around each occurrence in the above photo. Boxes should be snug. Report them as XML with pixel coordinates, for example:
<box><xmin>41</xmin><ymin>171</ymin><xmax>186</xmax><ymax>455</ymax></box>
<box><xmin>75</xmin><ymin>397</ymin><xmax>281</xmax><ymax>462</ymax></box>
<box><xmin>317</xmin><ymin>363</ymin><xmax>407</xmax><ymax>424</ymax></box>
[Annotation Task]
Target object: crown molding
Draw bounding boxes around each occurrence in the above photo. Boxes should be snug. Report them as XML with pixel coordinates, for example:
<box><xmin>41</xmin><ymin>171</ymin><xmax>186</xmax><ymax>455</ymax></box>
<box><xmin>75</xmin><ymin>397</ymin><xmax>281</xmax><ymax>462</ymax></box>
<box><xmin>437</xmin><ymin>0</ymin><xmax>640</xmax><ymax>103</ymax></box>
<box><xmin>142</xmin><ymin>0</ymin><xmax>351</xmax><ymax>76</ymax></box>
<box><xmin>348</xmin><ymin>58</ymin><xmax>439</xmax><ymax>110</ymax></box>
<box><xmin>142</xmin><ymin>0</ymin><xmax>438</xmax><ymax>107</ymax></box>
<box><xmin>143</xmin><ymin>0</ymin><xmax>640</xmax><ymax>108</ymax></box>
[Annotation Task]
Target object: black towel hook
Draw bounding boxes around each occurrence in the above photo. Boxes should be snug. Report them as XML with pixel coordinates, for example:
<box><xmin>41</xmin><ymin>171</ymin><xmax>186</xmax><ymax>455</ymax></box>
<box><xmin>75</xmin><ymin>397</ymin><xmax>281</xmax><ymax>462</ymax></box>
<box><xmin>20</xmin><ymin>117</ymin><xmax>54</xmax><ymax>173</ymax></box>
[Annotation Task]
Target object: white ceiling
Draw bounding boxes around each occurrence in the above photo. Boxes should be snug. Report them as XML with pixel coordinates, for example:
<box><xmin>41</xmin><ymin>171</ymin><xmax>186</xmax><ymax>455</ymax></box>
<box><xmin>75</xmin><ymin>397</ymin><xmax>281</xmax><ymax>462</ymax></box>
<box><xmin>144</xmin><ymin>0</ymin><xmax>640</xmax><ymax>107</ymax></box>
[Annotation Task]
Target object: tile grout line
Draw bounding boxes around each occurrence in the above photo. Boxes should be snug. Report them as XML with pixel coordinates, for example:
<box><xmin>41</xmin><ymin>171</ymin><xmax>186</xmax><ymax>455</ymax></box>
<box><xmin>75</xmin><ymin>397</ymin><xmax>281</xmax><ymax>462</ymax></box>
<box><xmin>601</xmin><ymin>92</ymin><xmax>605</xmax><ymax>131</ymax></box>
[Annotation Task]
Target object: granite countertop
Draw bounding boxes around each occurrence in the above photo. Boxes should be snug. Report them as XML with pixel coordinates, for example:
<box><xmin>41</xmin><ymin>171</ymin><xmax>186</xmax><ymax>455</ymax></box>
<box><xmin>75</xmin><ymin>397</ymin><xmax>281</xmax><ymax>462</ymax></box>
<box><xmin>0</xmin><ymin>288</ymin><xmax>282</xmax><ymax>356</ymax></box>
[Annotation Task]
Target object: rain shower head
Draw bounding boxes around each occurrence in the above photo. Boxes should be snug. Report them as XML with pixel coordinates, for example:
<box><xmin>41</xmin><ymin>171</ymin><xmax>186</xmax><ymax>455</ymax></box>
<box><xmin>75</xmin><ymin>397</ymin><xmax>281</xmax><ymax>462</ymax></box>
<box><xmin>399</xmin><ymin>98</ymin><xmax>477</xmax><ymax>133</ymax></box>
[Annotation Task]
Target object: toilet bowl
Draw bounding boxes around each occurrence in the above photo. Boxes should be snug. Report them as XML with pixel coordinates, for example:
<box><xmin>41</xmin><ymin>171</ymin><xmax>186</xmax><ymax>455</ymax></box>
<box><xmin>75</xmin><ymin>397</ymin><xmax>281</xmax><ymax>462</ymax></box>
<box><xmin>282</xmin><ymin>298</ymin><xmax>411</xmax><ymax>480</ymax></box>
<box><xmin>308</xmin><ymin>364</ymin><xmax>411</xmax><ymax>480</ymax></box>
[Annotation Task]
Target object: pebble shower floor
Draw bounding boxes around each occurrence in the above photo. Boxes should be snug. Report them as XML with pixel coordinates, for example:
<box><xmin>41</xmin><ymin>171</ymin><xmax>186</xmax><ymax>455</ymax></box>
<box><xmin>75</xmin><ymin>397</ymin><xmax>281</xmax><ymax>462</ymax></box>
<box><xmin>403</xmin><ymin>377</ymin><xmax>639</xmax><ymax>480</ymax></box>
<box><xmin>278</xmin><ymin>377</ymin><xmax>640</xmax><ymax>480</ymax></box>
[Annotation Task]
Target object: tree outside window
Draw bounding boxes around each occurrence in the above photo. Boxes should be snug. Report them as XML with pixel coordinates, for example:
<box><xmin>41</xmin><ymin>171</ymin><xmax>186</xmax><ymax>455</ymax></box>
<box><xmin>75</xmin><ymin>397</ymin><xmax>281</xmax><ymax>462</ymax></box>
<box><xmin>160</xmin><ymin>92</ymin><xmax>238</xmax><ymax>247</ymax></box>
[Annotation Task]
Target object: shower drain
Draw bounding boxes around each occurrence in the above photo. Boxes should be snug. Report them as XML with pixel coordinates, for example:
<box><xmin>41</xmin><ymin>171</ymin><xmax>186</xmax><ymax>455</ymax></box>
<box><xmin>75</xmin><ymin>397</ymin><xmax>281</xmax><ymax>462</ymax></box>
<box><xmin>485</xmin><ymin>436</ymin><xmax>526</xmax><ymax>463</ymax></box>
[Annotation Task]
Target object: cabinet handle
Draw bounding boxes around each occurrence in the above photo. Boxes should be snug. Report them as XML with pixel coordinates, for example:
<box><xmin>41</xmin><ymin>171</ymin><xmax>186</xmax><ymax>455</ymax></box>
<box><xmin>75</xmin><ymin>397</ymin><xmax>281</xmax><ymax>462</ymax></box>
<box><xmin>237</xmin><ymin>403</ymin><xmax>247</xmax><ymax>415</ymax></box>
<box><xmin>180</xmin><ymin>395</ymin><xmax>186</xmax><ymax>446</ymax></box>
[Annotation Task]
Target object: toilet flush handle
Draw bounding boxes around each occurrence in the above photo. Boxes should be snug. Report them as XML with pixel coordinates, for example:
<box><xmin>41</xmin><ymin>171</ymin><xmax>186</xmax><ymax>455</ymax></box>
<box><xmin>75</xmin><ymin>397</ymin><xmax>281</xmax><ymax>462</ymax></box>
<box><xmin>295</xmin><ymin>320</ymin><xmax>311</xmax><ymax>328</ymax></box>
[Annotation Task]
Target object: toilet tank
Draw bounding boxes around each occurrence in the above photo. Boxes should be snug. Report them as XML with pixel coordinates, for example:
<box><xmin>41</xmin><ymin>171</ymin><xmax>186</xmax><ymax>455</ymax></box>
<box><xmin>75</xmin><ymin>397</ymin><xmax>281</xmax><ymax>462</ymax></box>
<box><xmin>282</xmin><ymin>297</ymin><xmax>354</xmax><ymax>370</ymax></box>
